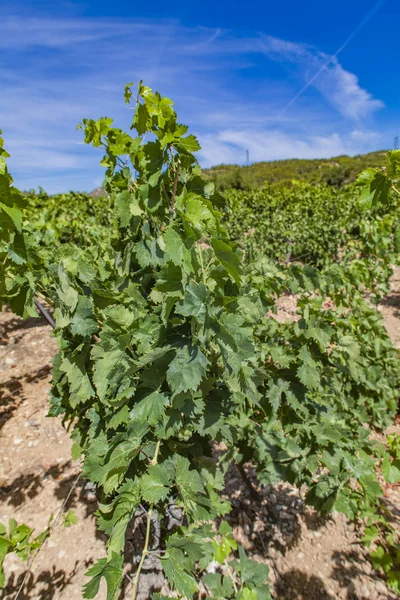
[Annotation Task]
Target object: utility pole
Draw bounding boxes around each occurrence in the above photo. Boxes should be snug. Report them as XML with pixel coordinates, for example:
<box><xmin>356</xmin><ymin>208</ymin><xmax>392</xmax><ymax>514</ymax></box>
<box><xmin>394</xmin><ymin>136</ymin><xmax>399</xmax><ymax>150</ymax></box>
<box><xmin>246</xmin><ymin>149</ymin><xmax>250</xmax><ymax>165</ymax></box>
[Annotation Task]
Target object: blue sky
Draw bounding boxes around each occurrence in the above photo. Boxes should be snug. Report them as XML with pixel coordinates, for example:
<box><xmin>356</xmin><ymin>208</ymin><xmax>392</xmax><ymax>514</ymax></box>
<box><xmin>1</xmin><ymin>0</ymin><xmax>399</xmax><ymax>192</ymax></box>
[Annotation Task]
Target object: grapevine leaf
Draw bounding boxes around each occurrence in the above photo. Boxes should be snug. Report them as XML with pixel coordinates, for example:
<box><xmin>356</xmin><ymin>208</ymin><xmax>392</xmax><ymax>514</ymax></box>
<box><xmin>175</xmin><ymin>282</ymin><xmax>208</xmax><ymax>324</ymax></box>
<box><xmin>70</xmin><ymin>296</ymin><xmax>98</xmax><ymax>337</ymax></box>
<box><xmin>166</xmin><ymin>345</ymin><xmax>208</xmax><ymax>394</ymax></box>
<box><xmin>162</xmin><ymin>547</ymin><xmax>198</xmax><ymax>598</ymax></box>
<box><xmin>202</xmin><ymin>573</ymin><xmax>234</xmax><ymax>598</ymax></box>
<box><xmin>211</xmin><ymin>238</ymin><xmax>241</xmax><ymax>285</ymax></box>
<box><xmin>59</xmin><ymin>349</ymin><xmax>95</xmax><ymax>408</ymax></box>
<box><xmin>131</xmin><ymin>391</ymin><xmax>169</xmax><ymax>426</ymax></box>
<box><xmin>83</xmin><ymin>554</ymin><xmax>123</xmax><ymax>600</ymax></box>
<box><xmin>98</xmin><ymin>479</ymin><xmax>140</xmax><ymax>554</ymax></box>
<box><xmin>141</xmin><ymin>464</ymin><xmax>171</xmax><ymax>503</ymax></box>
<box><xmin>382</xmin><ymin>453</ymin><xmax>400</xmax><ymax>484</ymax></box>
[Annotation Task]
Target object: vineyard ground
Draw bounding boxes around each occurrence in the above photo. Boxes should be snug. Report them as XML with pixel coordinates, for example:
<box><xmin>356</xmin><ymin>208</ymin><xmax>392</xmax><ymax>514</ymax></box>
<box><xmin>1</xmin><ymin>271</ymin><xmax>400</xmax><ymax>600</ymax></box>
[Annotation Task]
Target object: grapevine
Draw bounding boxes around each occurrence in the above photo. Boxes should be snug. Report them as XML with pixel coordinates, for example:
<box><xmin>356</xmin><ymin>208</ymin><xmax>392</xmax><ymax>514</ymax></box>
<box><xmin>1</xmin><ymin>85</ymin><xmax>400</xmax><ymax>598</ymax></box>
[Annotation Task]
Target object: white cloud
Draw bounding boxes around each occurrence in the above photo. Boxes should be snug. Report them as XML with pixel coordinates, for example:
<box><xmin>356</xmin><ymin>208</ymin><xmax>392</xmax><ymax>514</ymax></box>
<box><xmin>259</xmin><ymin>34</ymin><xmax>384</xmax><ymax>120</ymax></box>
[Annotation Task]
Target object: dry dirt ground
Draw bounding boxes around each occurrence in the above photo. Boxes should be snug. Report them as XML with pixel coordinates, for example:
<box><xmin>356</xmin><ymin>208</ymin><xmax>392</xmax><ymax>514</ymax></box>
<box><xmin>1</xmin><ymin>271</ymin><xmax>400</xmax><ymax>600</ymax></box>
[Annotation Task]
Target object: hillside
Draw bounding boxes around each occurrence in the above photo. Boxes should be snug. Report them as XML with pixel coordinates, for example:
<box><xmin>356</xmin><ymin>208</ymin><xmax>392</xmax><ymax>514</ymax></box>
<box><xmin>204</xmin><ymin>150</ymin><xmax>387</xmax><ymax>190</ymax></box>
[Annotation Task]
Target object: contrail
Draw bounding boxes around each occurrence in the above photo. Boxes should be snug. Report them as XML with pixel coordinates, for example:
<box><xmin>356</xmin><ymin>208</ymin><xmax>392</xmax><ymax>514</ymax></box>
<box><xmin>272</xmin><ymin>0</ymin><xmax>389</xmax><ymax>122</ymax></box>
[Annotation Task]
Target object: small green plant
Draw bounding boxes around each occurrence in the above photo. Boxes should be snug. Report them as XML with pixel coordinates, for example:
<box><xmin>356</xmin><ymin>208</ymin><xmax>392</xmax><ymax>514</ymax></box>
<box><xmin>0</xmin><ymin>519</ymin><xmax>49</xmax><ymax>587</ymax></box>
<box><xmin>357</xmin><ymin>434</ymin><xmax>400</xmax><ymax>594</ymax></box>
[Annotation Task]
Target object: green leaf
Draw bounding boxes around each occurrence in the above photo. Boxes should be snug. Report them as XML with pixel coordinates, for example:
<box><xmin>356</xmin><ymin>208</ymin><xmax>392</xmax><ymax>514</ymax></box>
<box><xmin>202</xmin><ymin>573</ymin><xmax>234</xmax><ymax>598</ymax></box>
<box><xmin>382</xmin><ymin>453</ymin><xmax>400</xmax><ymax>484</ymax></box>
<box><xmin>107</xmin><ymin>405</ymin><xmax>131</xmax><ymax>430</ymax></box>
<box><xmin>175</xmin><ymin>282</ymin><xmax>208</xmax><ymax>324</ymax></box>
<box><xmin>57</xmin><ymin>268</ymin><xmax>79</xmax><ymax>312</ymax></box>
<box><xmin>267</xmin><ymin>379</ymin><xmax>290</xmax><ymax>413</ymax></box>
<box><xmin>83</xmin><ymin>554</ymin><xmax>123</xmax><ymax>600</ymax></box>
<box><xmin>131</xmin><ymin>391</ymin><xmax>169</xmax><ymax>426</ymax></box>
<box><xmin>70</xmin><ymin>296</ymin><xmax>98</xmax><ymax>337</ymax></box>
<box><xmin>357</xmin><ymin>168</ymin><xmax>391</xmax><ymax>210</ymax></box>
<box><xmin>63</xmin><ymin>510</ymin><xmax>78</xmax><ymax>528</ymax></box>
<box><xmin>176</xmin><ymin>134</ymin><xmax>201</xmax><ymax>153</ymax></box>
<box><xmin>361</xmin><ymin>525</ymin><xmax>380</xmax><ymax>546</ymax></box>
<box><xmin>98</xmin><ymin>479</ymin><xmax>140</xmax><ymax>554</ymax></box>
<box><xmin>167</xmin><ymin>345</ymin><xmax>208</xmax><ymax>394</ymax></box>
<box><xmin>174</xmin><ymin>455</ymin><xmax>211</xmax><ymax>519</ymax></box>
<box><xmin>216</xmin><ymin>313</ymin><xmax>254</xmax><ymax>374</ymax></box>
<box><xmin>211</xmin><ymin>238</ymin><xmax>241</xmax><ymax>285</ymax></box>
<box><xmin>234</xmin><ymin>545</ymin><xmax>268</xmax><ymax>587</ymax></box>
<box><xmin>164</xmin><ymin>227</ymin><xmax>193</xmax><ymax>273</ymax></box>
<box><xmin>162</xmin><ymin>548</ymin><xmax>198</xmax><ymax>598</ymax></box>
<box><xmin>141</xmin><ymin>464</ymin><xmax>171</xmax><ymax>503</ymax></box>
<box><xmin>60</xmin><ymin>349</ymin><xmax>95</xmax><ymax>408</ymax></box>
<box><xmin>296</xmin><ymin>347</ymin><xmax>320</xmax><ymax>390</ymax></box>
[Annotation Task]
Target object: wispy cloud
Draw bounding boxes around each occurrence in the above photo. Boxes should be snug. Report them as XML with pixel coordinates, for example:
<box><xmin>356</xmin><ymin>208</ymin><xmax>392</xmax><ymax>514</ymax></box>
<box><xmin>0</xmin><ymin>14</ymin><xmax>387</xmax><ymax>192</ymax></box>
<box><xmin>259</xmin><ymin>35</ymin><xmax>384</xmax><ymax>120</ymax></box>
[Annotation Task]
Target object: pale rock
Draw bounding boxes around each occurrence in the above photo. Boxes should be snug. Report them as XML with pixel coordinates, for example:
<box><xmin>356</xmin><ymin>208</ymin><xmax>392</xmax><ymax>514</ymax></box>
<box><xmin>360</xmin><ymin>584</ymin><xmax>370</xmax><ymax>598</ymax></box>
<box><xmin>279</xmin><ymin>511</ymin><xmax>292</xmax><ymax>520</ymax></box>
<box><xmin>313</xmin><ymin>531</ymin><xmax>322</xmax><ymax>538</ymax></box>
<box><xmin>85</xmin><ymin>492</ymin><xmax>97</xmax><ymax>502</ymax></box>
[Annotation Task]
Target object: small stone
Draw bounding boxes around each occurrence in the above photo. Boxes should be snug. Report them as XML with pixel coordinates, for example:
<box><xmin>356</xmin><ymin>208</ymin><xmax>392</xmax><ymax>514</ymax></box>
<box><xmin>262</xmin><ymin>484</ymin><xmax>273</xmax><ymax>496</ymax></box>
<box><xmin>85</xmin><ymin>492</ymin><xmax>97</xmax><ymax>502</ymax></box>
<box><xmin>227</xmin><ymin>477</ymin><xmax>240</xmax><ymax>486</ymax></box>
<box><xmin>269</xmin><ymin>493</ymin><xmax>277</xmax><ymax>504</ymax></box>
<box><xmin>360</xmin><ymin>584</ymin><xmax>369</xmax><ymax>598</ymax></box>
<box><xmin>84</xmin><ymin>481</ymin><xmax>97</xmax><ymax>492</ymax></box>
<box><xmin>13</xmin><ymin>438</ymin><xmax>22</xmax><ymax>445</ymax></box>
<box><xmin>297</xmin><ymin>552</ymin><xmax>304</xmax><ymax>560</ymax></box>
<box><xmin>58</xmin><ymin>550</ymin><xmax>66</xmax><ymax>559</ymax></box>
<box><xmin>313</xmin><ymin>531</ymin><xmax>322</xmax><ymax>538</ymax></box>
<box><xmin>5</xmin><ymin>357</ymin><xmax>15</xmax><ymax>365</ymax></box>
<box><xmin>280</xmin><ymin>511</ymin><xmax>292</xmax><ymax>520</ymax></box>
<box><xmin>243</xmin><ymin>523</ymin><xmax>251</xmax><ymax>535</ymax></box>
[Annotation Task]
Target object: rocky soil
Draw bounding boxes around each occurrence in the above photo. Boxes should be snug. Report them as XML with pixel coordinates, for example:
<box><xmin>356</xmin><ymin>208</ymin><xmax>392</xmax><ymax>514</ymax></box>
<box><xmin>1</xmin><ymin>270</ymin><xmax>400</xmax><ymax>599</ymax></box>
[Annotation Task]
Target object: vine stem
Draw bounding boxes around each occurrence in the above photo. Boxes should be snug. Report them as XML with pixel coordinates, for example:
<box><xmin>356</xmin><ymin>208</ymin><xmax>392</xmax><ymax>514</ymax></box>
<box><xmin>224</xmin><ymin>560</ymin><xmax>238</xmax><ymax>594</ymax></box>
<box><xmin>169</xmin><ymin>158</ymin><xmax>181</xmax><ymax>221</ymax></box>
<box><xmin>131</xmin><ymin>441</ymin><xmax>161</xmax><ymax>600</ymax></box>
<box><xmin>13</xmin><ymin>472</ymin><xmax>81</xmax><ymax>600</ymax></box>
<box><xmin>392</xmin><ymin>184</ymin><xmax>400</xmax><ymax>196</ymax></box>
